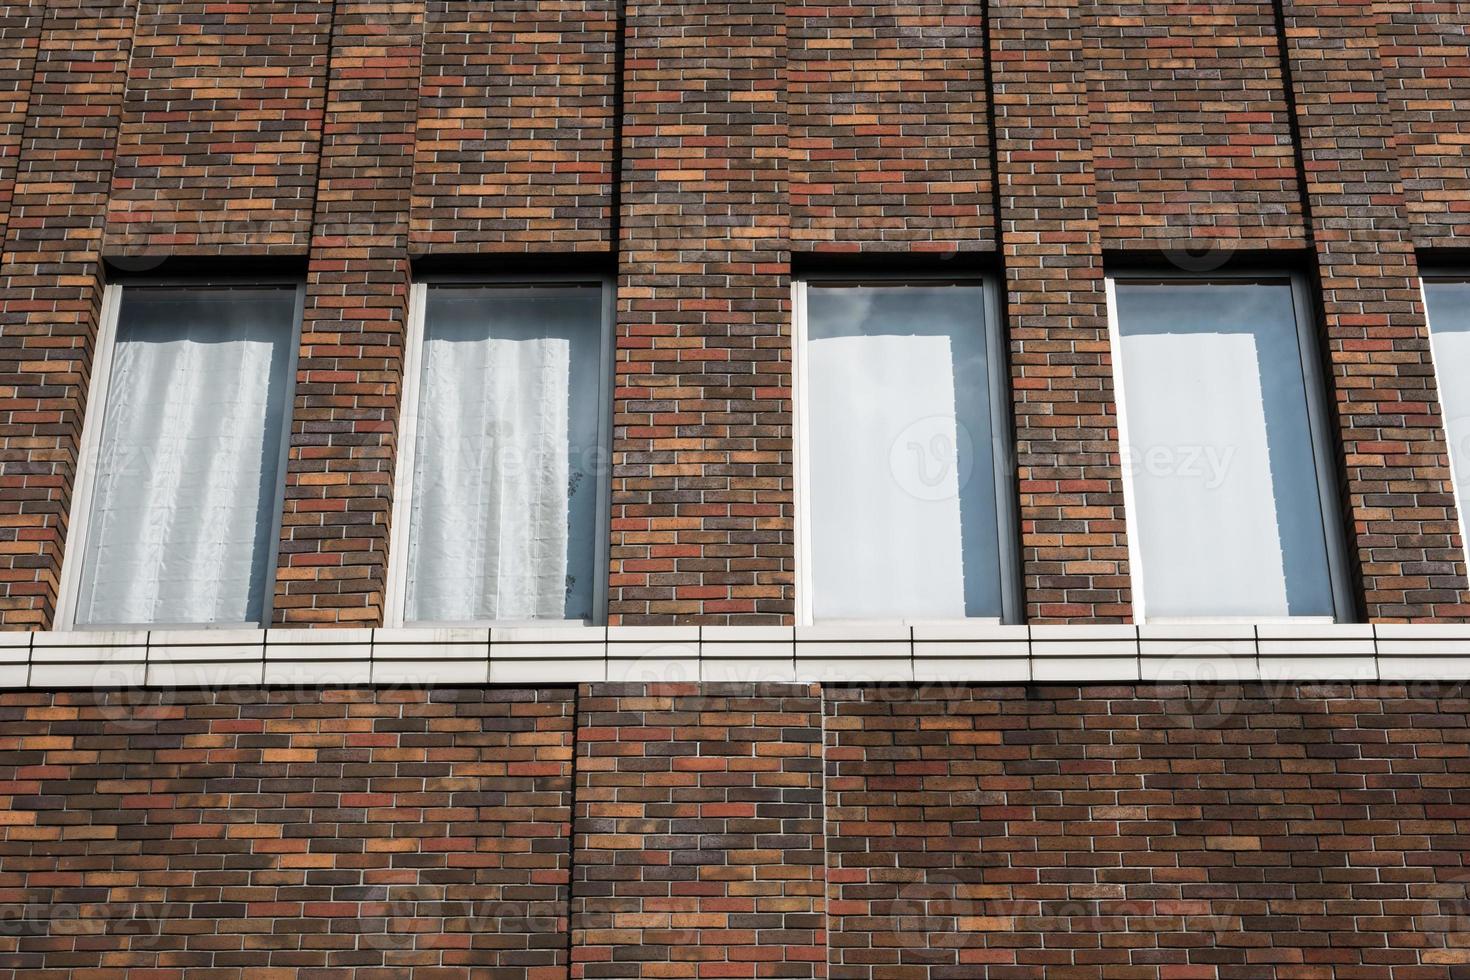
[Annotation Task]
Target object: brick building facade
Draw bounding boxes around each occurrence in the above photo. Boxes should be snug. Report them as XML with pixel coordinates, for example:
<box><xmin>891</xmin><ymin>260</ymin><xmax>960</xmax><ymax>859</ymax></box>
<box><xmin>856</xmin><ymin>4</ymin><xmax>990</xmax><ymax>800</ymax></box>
<box><xmin>0</xmin><ymin>0</ymin><xmax>1467</xmax><ymax>976</ymax></box>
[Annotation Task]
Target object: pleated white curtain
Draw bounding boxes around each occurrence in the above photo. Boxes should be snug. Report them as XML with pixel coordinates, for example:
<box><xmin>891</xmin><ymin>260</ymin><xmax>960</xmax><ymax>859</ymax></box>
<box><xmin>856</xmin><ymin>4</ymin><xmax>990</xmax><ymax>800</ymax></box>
<box><xmin>75</xmin><ymin>287</ymin><xmax>295</xmax><ymax>627</ymax></box>
<box><xmin>404</xmin><ymin>286</ymin><xmax>602</xmax><ymax>624</ymax></box>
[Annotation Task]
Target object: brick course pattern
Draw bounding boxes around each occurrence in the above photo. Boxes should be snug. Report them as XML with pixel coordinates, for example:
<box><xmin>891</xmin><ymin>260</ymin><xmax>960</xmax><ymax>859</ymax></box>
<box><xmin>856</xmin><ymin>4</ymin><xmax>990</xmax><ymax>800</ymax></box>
<box><xmin>0</xmin><ymin>3</ymin><xmax>40</xmax><ymax>245</ymax></box>
<box><xmin>991</xmin><ymin>0</ymin><xmax>1133</xmax><ymax>622</ymax></box>
<box><xmin>410</xmin><ymin>0</ymin><xmax>616</xmax><ymax>254</ymax></box>
<box><xmin>1</xmin><ymin>1</ymin><xmax>1470</xmax><ymax>625</ymax></box>
<box><xmin>824</xmin><ymin>682</ymin><xmax>1470</xmax><ymax>980</ymax></box>
<box><xmin>609</xmin><ymin>1</ymin><xmax>792</xmax><ymax>625</ymax></box>
<box><xmin>0</xmin><ymin>0</ymin><xmax>138</xmax><ymax>629</ymax></box>
<box><xmin>0</xmin><ymin>687</ymin><xmax>575</xmax><ymax>976</ymax></box>
<box><xmin>571</xmin><ymin>683</ymin><xmax>826</xmax><ymax>980</ymax></box>
<box><xmin>103</xmin><ymin>0</ymin><xmax>333</xmax><ymax>256</ymax></box>
<box><xmin>272</xmin><ymin>0</ymin><xmax>424</xmax><ymax>626</ymax></box>
<box><xmin>0</xmin><ymin>682</ymin><xmax>1466</xmax><ymax>976</ymax></box>
<box><xmin>1089</xmin><ymin>0</ymin><xmax>1309</xmax><ymax>252</ymax></box>
<box><xmin>1281</xmin><ymin>0</ymin><xmax>1469</xmax><ymax>619</ymax></box>
<box><xmin>788</xmin><ymin>0</ymin><xmax>995</xmax><ymax>252</ymax></box>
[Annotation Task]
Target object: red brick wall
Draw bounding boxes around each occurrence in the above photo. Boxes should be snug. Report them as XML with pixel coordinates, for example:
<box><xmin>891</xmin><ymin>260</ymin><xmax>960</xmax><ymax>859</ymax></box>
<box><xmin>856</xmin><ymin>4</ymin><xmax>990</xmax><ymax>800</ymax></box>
<box><xmin>103</xmin><ymin>0</ymin><xmax>333</xmax><ymax>256</ymax></box>
<box><xmin>410</xmin><ymin>0</ymin><xmax>616</xmax><ymax>254</ymax></box>
<box><xmin>608</xmin><ymin>1</ymin><xmax>791</xmax><ymax>625</ymax></box>
<box><xmin>992</xmin><ymin>0</ymin><xmax>1132</xmax><ymax>622</ymax></box>
<box><xmin>788</xmin><ymin>0</ymin><xmax>995</xmax><ymax>252</ymax></box>
<box><xmin>571</xmin><ymin>683</ymin><xmax>826</xmax><ymax>980</ymax></box>
<box><xmin>0</xmin><ymin>3</ymin><xmax>40</xmax><ymax>244</ymax></box>
<box><xmin>0</xmin><ymin>1</ymin><xmax>1469</xmax><ymax>625</ymax></box>
<box><xmin>0</xmin><ymin>0</ymin><xmax>138</xmax><ymax>629</ymax></box>
<box><xmin>825</xmin><ymin>682</ymin><xmax>1470</xmax><ymax>980</ymax></box>
<box><xmin>0</xmin><ymin>687</ymin><xmax>575</xmax><ymax>975</ymax></box>
<box><xmin>272</xmin><ymin>0</ymin><xmax>423</xmax><ymax>626</ymax></box>
<box><xmin>1380</xmin><ymin>0</ymin><xmax>1470</xmax><ymax>251</ymax></box>
<box><xmin>1281</xmin><ymin>0</ymin><xmax>1468</xmax><ymax>619</ymax></box>
<box><xmin>0</xmin><ymin>682</ymin><xmax>1467</xmax><ymax>976</ymax></box>
<box><xmin>1090</xmin><ymin>0</ymin><xmax>1308</xmax><ymax>252</ymax></box>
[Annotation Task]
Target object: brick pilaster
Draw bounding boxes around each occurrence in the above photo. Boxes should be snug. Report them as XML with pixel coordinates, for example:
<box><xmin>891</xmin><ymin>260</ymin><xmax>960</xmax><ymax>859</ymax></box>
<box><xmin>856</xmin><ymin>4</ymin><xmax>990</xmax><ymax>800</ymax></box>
<box><xmin>990</xmin><ymin>0</ymin><xmax>1133</xmax><ymax>621</ymax></box>
<box><xmin>1281</xmin><ymin>0</ymin><xmax>1470</xmax><ymax>619</ymax></box>
<box><xmin>273</xmin><ymin>0</ymin><xmax>424</xmax><ymax>625</ymax></box>
<box><xmin>609</xmin><ymin>1</ymin><xmax>791</xmax><ymax>624</ymax></box>
<box><xmin>0</xmin><ymin>0</ymin><xmax>137</xmax><ymax>628</ymax></box>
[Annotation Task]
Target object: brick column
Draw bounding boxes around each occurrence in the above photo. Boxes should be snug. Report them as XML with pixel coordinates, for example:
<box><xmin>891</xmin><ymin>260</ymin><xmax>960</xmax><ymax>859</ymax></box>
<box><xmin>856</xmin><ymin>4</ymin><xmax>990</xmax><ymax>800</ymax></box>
<box><xmin>0</xmin><ymin>0</ymin><xmax>137</xmax><ymax>629</ymax></box>
<box><xmin>272</xmin><ymin>1</ymin><xmax>424</xmax><ymax>625</ymax></box>
<box><xmin>609</xmin><ymin>1</ymin><xmax>791</xmax><ymax>625</ymax></box>
<box><xmin>1378</xmin><ymin>0</ymin><xmax>1470</xmax><ymax>251</ymax></box>
<box><xmin>1281</xmin><ymin>0</ymin><xmax>1470</xmax><ymax>619</ymax></box>
<box><xmin>989</xmin><ymin>0</ymin><xmax>1133</xmax><ymax>622</ymax></box>
<box><xmin>0</xmin><ymin>3</ymin><xmax>40</xmax><ymax>245</ymax></box>
<box><xmin>571</xmin><ymin>683</ymin><xmax>826</xmax><ymax>980</ymax></box>
<box><xmin>409</xmin><ymin>0</ymin><xmax>616</xmax><ymax>254</ymax></box>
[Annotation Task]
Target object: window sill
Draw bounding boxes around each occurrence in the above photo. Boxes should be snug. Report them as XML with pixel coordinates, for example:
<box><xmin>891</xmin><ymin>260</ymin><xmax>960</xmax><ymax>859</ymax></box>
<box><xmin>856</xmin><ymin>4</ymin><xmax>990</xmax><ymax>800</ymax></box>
<box><xmin>2</xmin><ymin>622</ymin><xmax>1468</xmax><ymax>688</ymax></box>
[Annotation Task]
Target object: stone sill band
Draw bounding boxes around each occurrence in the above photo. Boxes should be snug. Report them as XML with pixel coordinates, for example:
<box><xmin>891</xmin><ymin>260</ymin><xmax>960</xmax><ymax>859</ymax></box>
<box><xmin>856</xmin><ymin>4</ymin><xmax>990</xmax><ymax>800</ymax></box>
<box><xmin>2</xmin><ymin>623</ymin><xmax>1468</xmax><ymax>688</ymax></box>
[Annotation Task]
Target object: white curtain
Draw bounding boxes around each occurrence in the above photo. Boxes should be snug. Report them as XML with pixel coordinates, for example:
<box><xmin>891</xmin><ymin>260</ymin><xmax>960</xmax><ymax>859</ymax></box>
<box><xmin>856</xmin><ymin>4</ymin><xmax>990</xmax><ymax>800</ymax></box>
<box><xmin>405</xmin><ymin>286</ymin><xmax>602</xmax><ymax>624</ymax></box>
<box><xmin>805</xmin><ymin>284</ymin><xmax>1002</xmax><ymax>621</ymax></box>
<box><xmin>1115</xmin><ymin>282</ymin><xmax>1336</xmax><ymax>619</ymax></box>
<box><xmin>76</xmin><ymin>288</ymin><xmax>295</xmax><ymax>627</ymax></box>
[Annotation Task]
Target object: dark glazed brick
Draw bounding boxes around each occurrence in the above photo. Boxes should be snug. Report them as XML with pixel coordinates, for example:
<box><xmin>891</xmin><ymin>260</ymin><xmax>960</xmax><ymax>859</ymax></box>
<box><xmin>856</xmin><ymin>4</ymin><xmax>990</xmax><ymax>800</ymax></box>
<box><xmin>991</xmin><ymin>0</ymin><xmax>1133</xmax><ymax>622</ymax></box>
<box><xmin>273</xmin><ymin>0</ymin><xmax>423</xmax><ymax>625</ymax></box>
<box><xmin>410</xmin><ymin>0</ymin><xmax>616</xmax><ymax>254</ymax></box>
<box><xmin>0</xmin><ymin>687</ymin><xmax>575</xmax><ymax>976</ymax></box>
<box><xmin>609</xmin><ymin>1</ymin><xmax>792</xmax><ymax>625</ymax></box>
<box><xmin>570</xmin><ymin>683</ymin><xmax>826</xmax><ymax>980</ymax></box>
<box><xmin>103</xmin><ymin>0</ymin><xmax>333</xmax><ymax>255</ymax></box>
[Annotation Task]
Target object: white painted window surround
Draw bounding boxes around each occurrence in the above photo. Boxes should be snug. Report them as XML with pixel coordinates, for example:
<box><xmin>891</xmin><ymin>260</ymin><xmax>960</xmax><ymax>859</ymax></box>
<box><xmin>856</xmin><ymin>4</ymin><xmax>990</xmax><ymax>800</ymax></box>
<box><xmin>1106</xmin><ymin>274</ymin><xmax>1353</xmax><ymax>624</ymax></box>
<box><xmin>54</xmin><ymin>283</ymin><xmax>302</xmax><ymax>631</ymax></box>
<box><xmin>1423</xmin><ymin>276</ymin><xmax>1470</xmax><ymax>556</ymax></box>
<box><xmin>794</xmin><ymin>277</ymin><xmax>1020</xmax><ymax>625</ymax></box>
<box><xmin>385</xmin><ymin>279</ymin><xmax>614</xmax><ymax>629</ymax></box>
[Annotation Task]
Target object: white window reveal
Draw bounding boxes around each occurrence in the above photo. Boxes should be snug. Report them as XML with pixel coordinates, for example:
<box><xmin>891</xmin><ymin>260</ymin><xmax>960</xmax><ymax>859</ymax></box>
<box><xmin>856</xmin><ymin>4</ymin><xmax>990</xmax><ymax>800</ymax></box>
<box><xmin>60</xmin><ymin>284</ymin><xmax>301</xmax><ymax>629</ymax></box>
<box><xmin>389</xmin><ymin>281</ymin><xmax>613</xmax><ymax>626</ymax></box>
<box><xmin>795</xmin><ymin>279</ymin><xmax>1018</xmax><ymax>623</ymax></box>
<box><xmin>1423</xmin><ymin>275</ymin><xmax>1470</xmax><ymax>553</ymax></box>
<box><xmin>1108</xmin><ymin>275</ymin><xmax>1351</xmax><ymax>622</ymax></box>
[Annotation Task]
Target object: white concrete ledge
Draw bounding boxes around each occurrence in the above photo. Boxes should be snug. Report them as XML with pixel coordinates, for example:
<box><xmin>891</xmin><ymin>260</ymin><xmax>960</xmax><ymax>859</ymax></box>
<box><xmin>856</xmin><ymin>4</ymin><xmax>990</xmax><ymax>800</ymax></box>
<box><xmin>2</xmin><ymin>623</ymin><xmax>1470</xmax><ymax>688</ymax></box>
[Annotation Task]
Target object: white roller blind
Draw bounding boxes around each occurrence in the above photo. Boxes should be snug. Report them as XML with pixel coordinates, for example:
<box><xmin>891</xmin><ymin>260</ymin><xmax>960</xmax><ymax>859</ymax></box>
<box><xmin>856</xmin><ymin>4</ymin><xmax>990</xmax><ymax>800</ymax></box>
<box><xmin>405</xmin><ymin>285</ymin><xmax>603</xmax><ymax>624</ymax></box>
<box><xmin>1114</xmin><ymin>281</ymin><xmax>1338</xmax><ymax>619</ymax></box>
<box><xmin>803</xmin><ymin>283</ymin><xmax>1004</xmax><ymax>621</ymax></box>
<box><xmin>75</xmin><ymin>287</ymin><xmax>296</xmax><ymax>627</ymax></box>
<box><xmin>1424</xmin><ymin>280</ymin><xmax>1470</xmax><ymax>544</ymax></box>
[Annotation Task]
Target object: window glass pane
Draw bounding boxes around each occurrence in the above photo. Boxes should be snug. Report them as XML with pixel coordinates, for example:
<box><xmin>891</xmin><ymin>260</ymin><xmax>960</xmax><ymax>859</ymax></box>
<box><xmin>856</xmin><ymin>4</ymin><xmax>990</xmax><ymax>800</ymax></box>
<box><xmin>1114</xmin><ymin>281</ymin><xmax>1336</xmax><ymax>619</ymax></box>
<box><xmin>805</xmin><ymin>283</ymin><xmax>1003</xmax><ymax>620</ymax></box>
<box><xmin>406</xmin><ymin>285</ymin><xmax>604</xmax><ymax>623</ymax></box>
<box><xmin>76</xmin><ymin>287</ymin><xmax>296</xmax><ymax>626</ymax></box>
<box><xmin>1424</xmin><ymin>280</ymin><xmax>1470</xmax><ymax>541</ymax></box>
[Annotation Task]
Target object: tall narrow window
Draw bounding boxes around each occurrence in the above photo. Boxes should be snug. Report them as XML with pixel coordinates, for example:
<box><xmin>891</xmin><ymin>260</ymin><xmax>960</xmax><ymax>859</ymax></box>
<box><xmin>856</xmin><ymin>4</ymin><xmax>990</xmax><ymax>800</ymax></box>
<box><xmin>1108</xmin><ymin>274</ymin><xmax>1350</xmax><ymax>621</ymax></box>
<box><xmin>1423</xmin><ymin>275</ymin><xmax>1470</xmax><ymax>547</ymax></box>
<box><xmin>389</xmin><ymin>281</ymin><xmax>612</xmax><ymax>626</ymax></box>
<box><xmin>60</xmin><ymin>284</ymin><xmax>300</xmax><ymax>628</ymax></box>
<box><xmin>795</xmin><ymin>278</ymin><xmax>1017</xmax><ymax>622</ymax></box>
